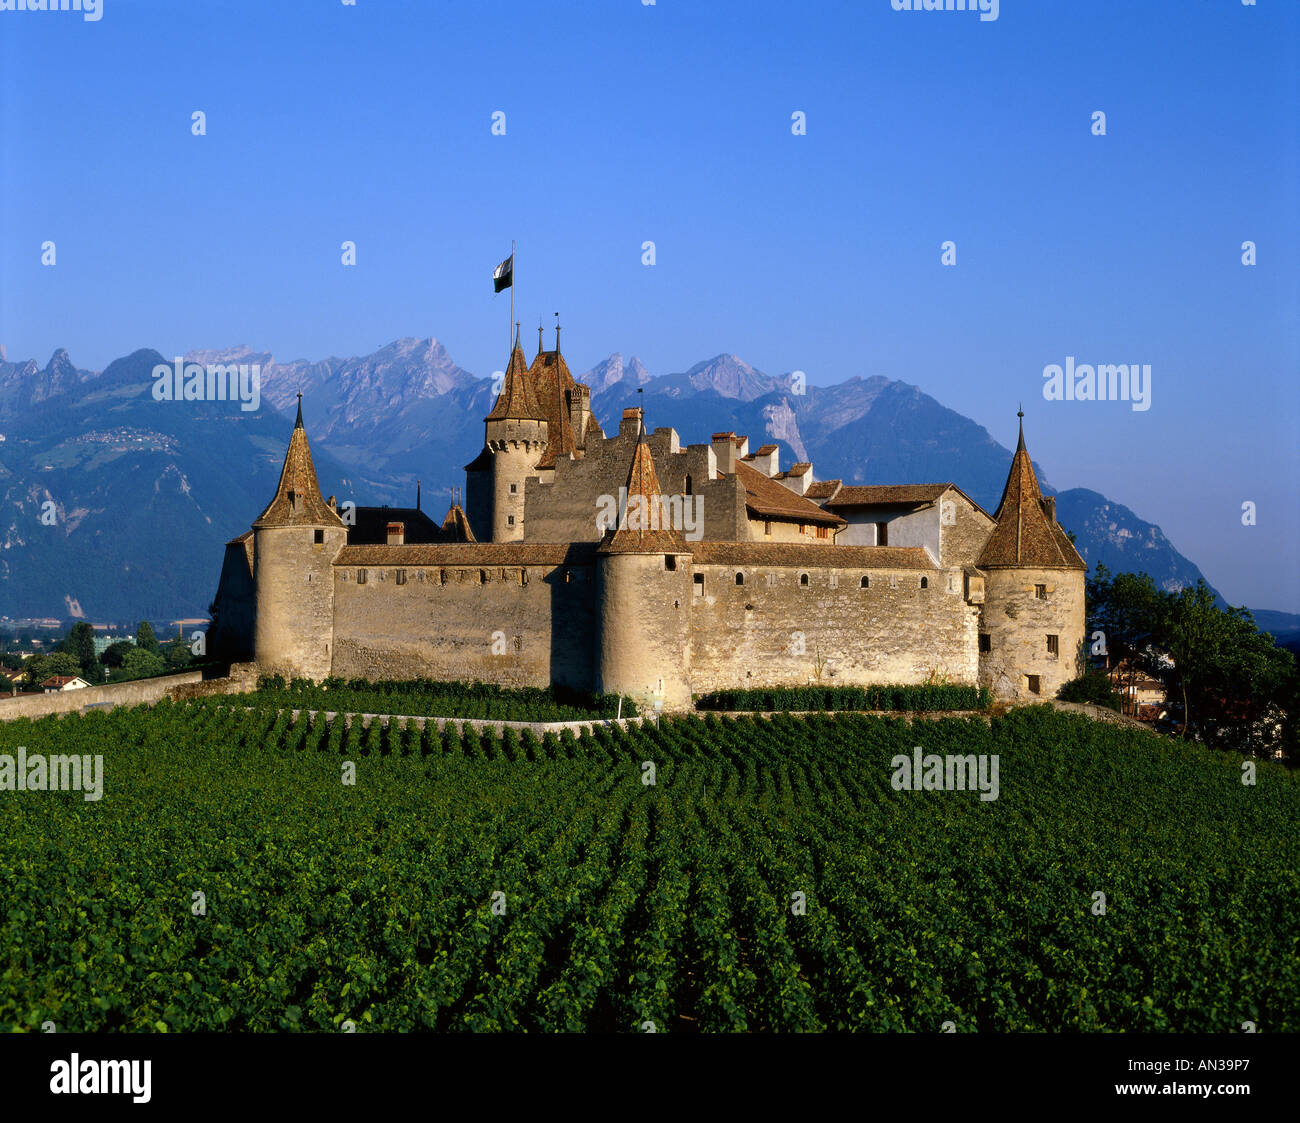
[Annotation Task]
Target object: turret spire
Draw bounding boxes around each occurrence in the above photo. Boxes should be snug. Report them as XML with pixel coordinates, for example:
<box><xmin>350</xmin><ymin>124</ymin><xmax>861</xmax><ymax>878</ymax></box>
<box><xmin>976</xmin><ymin>412</ymin><xmax>1083</xmax><ymax>569</ymax></box>
<box><xmin>253</xmin><ymin>404</ymin><xmax>343</xmax><ymax>528</ymax></box>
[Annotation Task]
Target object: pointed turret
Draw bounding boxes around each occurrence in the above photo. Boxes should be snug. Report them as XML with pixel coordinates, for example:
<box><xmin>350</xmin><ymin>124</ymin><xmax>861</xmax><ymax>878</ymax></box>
<box><xmin>601</xmin><ymin>416</ymin><xmax>686</xmax><ymax>553</ymax></box>
<box><xmin>253</xmin><ymin>394</ymin><xmax>345</xmax><ymax>528</ymax></box>
<box><xmin>485</xmin><ymin>327</ymin><xmax>545</xmax><ymax>422</ymax></box>
<box><xmin>440</xmin><ymin>501</ymin><xmax>477</xmax><ymax>543</ymax></box>
<box><xmin>977</xmin><ymin>412</ymin><xmax>1084</xmax><ymax>569</ymax></box>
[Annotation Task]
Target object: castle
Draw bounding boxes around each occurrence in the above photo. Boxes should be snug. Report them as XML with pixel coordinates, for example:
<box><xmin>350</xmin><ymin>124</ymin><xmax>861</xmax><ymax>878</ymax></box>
<box><xmin>209</xmin><ymin>326</ymin><xmax>1086</xmax><ymax>710</ymax></box>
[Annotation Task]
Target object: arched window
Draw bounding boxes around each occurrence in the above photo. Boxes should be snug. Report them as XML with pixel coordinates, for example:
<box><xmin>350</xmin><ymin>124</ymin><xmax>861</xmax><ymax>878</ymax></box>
<box><xmin>685</xmin><ymin>474</ymin><xmax>693</xmax><ymax>495</ymax></box>
<box><xmin>799</xmin><ymin>573</ymin><xmax>810</xmax><ymax>587</ymax></box>
<box><xmin>735</xmin><ymin>572</ymin><xmax>744</xmax><ymax>585</ymax></box>
<box><xmin>920</xmin><ymin>576</ymin><xmax>929</xmax><ymax>589</ymax></box>
<box><xmin>860</xmin><ymin>575</ymin><xmax>869</xmax><ymax>588</ymax></box>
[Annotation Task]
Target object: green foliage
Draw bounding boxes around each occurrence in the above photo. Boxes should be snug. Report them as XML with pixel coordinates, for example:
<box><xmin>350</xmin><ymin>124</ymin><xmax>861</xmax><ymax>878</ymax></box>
<box><xmin>247</xmin><ymin>677</ymin><xmax>636</xmax><ymax>722</ymax></box>
<box><xmin>4</xmin><ymin>703</ymin><xmax>1293</xmax><ymax>1032</ymax></box>
<box><xmin>695</xmin><ymin>683</ymin><xmax>989</xmax><ymax>712</ymax></box>
<box><xmin>100</xmin><ymin>641</ymin><xmax>135</xmax><ymax>669</ymax></box>
<box><xmin>61</xmin><ymin>622</ymin><xmax>99</xmax><ymax>679</ymax></box>
<box><xmin>1058</xmin><ymin>671</ymin><xmax>1123</xmax><ymax>712</ymax></box>
<box><xmin>135</xmin><ymin>621</ymin><xmax>159</xmax><ymax>654</ymax></box>
<box><xmin>22</xmin><ymin>652</ymin><xmax>83</xmax><ymax>687</ymax></box>
<box><xmin>1088</xmin><ymin>564</ymin><xmax>1298</xmax><ymax>751</ymax></box>
<box><xmin>111</xmin><ymin>647</ymin><xmax>168</xmax><ymax>682</ymax></box>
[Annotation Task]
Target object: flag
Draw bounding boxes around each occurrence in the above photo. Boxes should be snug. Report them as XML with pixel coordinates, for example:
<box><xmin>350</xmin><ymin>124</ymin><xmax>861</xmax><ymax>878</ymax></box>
<box><xmin>493</xmin><ymin>253</ymin><xmax>513</xmax><ymax>293</ymax></box>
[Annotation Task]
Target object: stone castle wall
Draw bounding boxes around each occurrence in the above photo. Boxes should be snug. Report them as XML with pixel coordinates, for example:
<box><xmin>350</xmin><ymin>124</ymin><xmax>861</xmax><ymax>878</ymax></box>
<box><xmin>685</xmin><ymin>562</ymin><xmax>979</xmax><ymax>695</ymax></box>
<box><xmin>330</xmin><ymin>560</ymin><xmax>596</xmax><ymax>689</ymax></box>
<box><xmin>979</xmin><ymin>567</ymin><xmax>1086</xmax><ymax>700</ymax></box>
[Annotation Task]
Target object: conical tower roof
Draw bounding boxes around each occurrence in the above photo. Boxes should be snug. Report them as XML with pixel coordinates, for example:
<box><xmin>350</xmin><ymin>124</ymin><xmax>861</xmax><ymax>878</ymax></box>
<box><xmin>977</xmin><ymin>412</ymin><xmax>1085</xmax><ymax>569</ymax></box>
<box><xmin>440</xmin><ymin>502</ymin><xmax>477</xmax><ymax>543</ymax></box>
<box><xmin>601</xmin><ymin>422</ymin><xmax>688</xmax><ymax>554</ymax></box>
<box><xmin>485</xmin><ymin>328</ymin><xmax>545</xmax><ymax>422</ymax></box>
<box><xmin>253</xmin><ymin>395</ymin><xmax>345</xmax><ymax>528</ymax></box>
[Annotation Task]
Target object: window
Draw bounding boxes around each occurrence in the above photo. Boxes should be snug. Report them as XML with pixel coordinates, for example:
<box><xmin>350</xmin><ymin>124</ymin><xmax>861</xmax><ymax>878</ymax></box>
<box><xmin>875</xmin><ymin>522</ymin><xmax>888</xmax><ymax>546</ymax></box>
<box><xmin>1047</xmin><ymin>634</ymin><xmax>1059</xmax><ymax>655</ymax></box>
<box><xmin>979</xmin><ymin>633</ymin><xmax>991</xmax><ymax>653</ymax></box>
<box><xmin>693</xmin><ymin>573</ymin><xmax>704</xmax><ymax>597</ymax></box>
<box><xmin>817</xmin><ymin>526</ymin><xmax>829</xmax><ymax>540</ymax></box>
<box><xmin>920</xmin><ymin>577</ymin><xmax>929</xmax><ymax>589</ymax></box>
<box><xmin>799</xmin><ymin>573</ymin><xmax>809</xmax><ymax>587</ymax></box>
<box><xmin>357</xmin><ymin>569</ymin><xmax>367</xmax><ymax>585</ymax></box>
<box><xmin>396</xmin><ymin>569</ymin><xmax>406</xmax><ymax>585</ymax></box>
<box><xmin>479</xmin><ymin>569</ymin><xmax>488</xmax><ymax>584</ymax></box>
<box><xmin>313</xmin><ymin>529</ymin><xmax>324</xmax><ymax>544</ymax></box>
<box><xmin>1035</xmin><ymin>584</ymin><xmax>1047</xmax><ymax>600</ymax></box>
<box><xmin>684</xmin><ymin>474</ymin><xmax>693</xmax><ymax>495</ymax></box>
<box><xmin>439</xmin><ymin>569</ymin><xmax>447</xmax><ymax>586</ymax></box>
<box><xmin>1027</xmin><ymin>675</ymin><xmax>1041</xmax><ymax>695</ymax></box>
<box><xmin>860</xmin><ymin>575</ymin><xmax>870</xmax><ymax>589</ymax></box>
<box><xmin>507</xmin><ymin>515</ymin><xmax>515</xmax><ymax>526</ymax></box>
<box><xmin>735</xmin><ymin>572</ymin><xmax>744</xmax><ymax>585</ymax></box>
<box><xmin>764</xmin><ymin>519</ymin><xmax>772</xmax><ymax>537</ymax></box>
<box><xmin>829</xmin><ymin>574</ymin><xmax>838</xmax><ymax>588</ymax></box>
<box><xmin>798</xmin><ymin>523</ymin><xmax>806</xmax><ymax>536</ymax></box>
<box><xmin>665</xmin><ymin>555</ymin><xmax>677</xmax><ymax>571</ymax></box>
<box><xmin>509</xmin><ymin>483</ymin><xmax>518</xmax><ymax>494</ymax></box>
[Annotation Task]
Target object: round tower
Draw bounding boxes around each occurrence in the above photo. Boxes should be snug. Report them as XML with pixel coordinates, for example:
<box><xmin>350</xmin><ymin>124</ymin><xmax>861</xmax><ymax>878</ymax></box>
<box><xmin>252</xmin><ymin>395</ymin><xmax>348</xmax><ymax>680</ymax></box>
<box><xmin>596</xmin><ymin>415</ymin><xmax>694</xmax><ymax>711</ymax></box>
<box><xmin>483</xmin><ymin>327</ymin><xmax>547</xmax><ymax>541</ymax></box>
<box><xmin>976</xmin><ymin>412</ymin><xmax>1087</xmax><ymax>701</ymax></box>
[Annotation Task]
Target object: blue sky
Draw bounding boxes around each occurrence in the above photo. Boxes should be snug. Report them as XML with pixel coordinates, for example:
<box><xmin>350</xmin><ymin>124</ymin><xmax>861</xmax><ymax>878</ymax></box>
<box><xmin>1</xmin><ymin>0</ymin><xmax>1297</xmax><ymax>610</ymax></box>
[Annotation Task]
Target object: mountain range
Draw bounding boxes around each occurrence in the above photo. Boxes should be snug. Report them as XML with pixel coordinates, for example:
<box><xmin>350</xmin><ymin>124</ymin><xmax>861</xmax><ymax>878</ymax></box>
<box><xmin>2</xmin><ymin>338</ymin><xmax>1295</xmax><ymax>644</ymax></box>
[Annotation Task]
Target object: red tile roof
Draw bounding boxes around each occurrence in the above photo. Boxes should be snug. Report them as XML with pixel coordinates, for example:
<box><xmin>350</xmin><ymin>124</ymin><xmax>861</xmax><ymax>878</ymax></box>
<box><xmin>735</xmin><ymin>462</ymin><xmax>845</xmax><ymax>526</ymax></box>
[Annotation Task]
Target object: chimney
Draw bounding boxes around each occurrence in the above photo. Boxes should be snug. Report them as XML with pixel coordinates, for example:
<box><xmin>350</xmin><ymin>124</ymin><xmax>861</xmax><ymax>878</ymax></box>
<box><xmin>620</xmin><ymin>407</ymin><xmax>643</xmax><ymax>438</ymax></box>
<box><xmin>749</xmin><ymin>444</ymin><xmax>779</xmax><ymax>477</ymax></box>
<box><xmin>386</xmin><ymin>522</ymin><xmax>405</xmax><ymax>546</ymax></box>
<box><xmin>1042</xmin><ymin>496</ymin><xmax>1057</xmax><ymax>523</ymax></box>
<box><xmin>712</xmin><ymin>432</ymin><xmax>741</xmax><ymax>474</ymax></box>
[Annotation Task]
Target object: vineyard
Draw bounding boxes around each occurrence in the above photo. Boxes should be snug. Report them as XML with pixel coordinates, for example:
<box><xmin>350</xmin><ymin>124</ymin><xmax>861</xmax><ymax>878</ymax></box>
<box><xmin>244</xmin><ymin>677</ymin><xmax>636</xmax><ymax>722</ymax></box>
<box><xmin>1</xmin><ymin>701</ymin><xmax>1297</xmax><ymax>1032</ymax></box>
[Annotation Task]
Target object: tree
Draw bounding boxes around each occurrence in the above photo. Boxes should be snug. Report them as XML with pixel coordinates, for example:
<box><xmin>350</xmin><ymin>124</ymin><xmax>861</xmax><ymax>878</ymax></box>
<box><xmin>63</xmin><ymin>622</ymin><xmax>99</xmax><ymax>678</ymax></box>
<box><xmin>115</xmin><ymin>647</ymin><xmax>167</xmax><ymax>682</ymax></box>
<box><xmin>164</xmin><ymin>642</ymin><xmax>192</xmax><ymax>670</ymax></box>
<box><xmin>101</xmin><ymin>641</ymin><xmax>135</xmax><ymax>669</ymax></box>
<box><xmin>136</xmin><ymin>621</ymin><xmax>159</xmax><ymax>654</ymax></box>
<box><xmin>24</xmin><ymin>652</ymin><xmax>82</xmax><ymax>687</ymax></box>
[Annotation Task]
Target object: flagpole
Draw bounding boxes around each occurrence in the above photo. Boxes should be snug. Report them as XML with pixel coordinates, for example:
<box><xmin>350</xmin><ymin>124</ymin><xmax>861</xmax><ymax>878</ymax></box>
<box><xmin>509</xmin><ymin>239</ymin><xmax>515</xmax><ymax>355</ymax></box>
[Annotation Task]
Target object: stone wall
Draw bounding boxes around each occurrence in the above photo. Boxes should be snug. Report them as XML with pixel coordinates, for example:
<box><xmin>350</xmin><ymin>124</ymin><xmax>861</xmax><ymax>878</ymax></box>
<box><xmin>942</xmin><ymin>492</ymin><xmax>995</xmax><ymax>567</ymax></box>
<box><xmin>979</xmin><ymin>567</ymin><xmax>1086</xmax><ymax>700</ymax></box>
<box><xmin>685</xmin><ymin>562</ymin><xmax>979</xmax><ymax>696</ymax></box>
<box><xmin>330</xmin><ymin>560</ymin><xmax>597</xmax><ymax>689</ymax></box>
<box><xmin>254</xmin><ymin>524</ymin><xmax>345</xmax><ymax>679</ymax></box>
<box><xmin>0</xmin><ymin>671</ymin><xmax>204</xmax><ymax>721</ymax></box>
<box><xmin>524</xmin><ymin>431</ymin><xmax>746</xmax><ymax>544</ymax></box>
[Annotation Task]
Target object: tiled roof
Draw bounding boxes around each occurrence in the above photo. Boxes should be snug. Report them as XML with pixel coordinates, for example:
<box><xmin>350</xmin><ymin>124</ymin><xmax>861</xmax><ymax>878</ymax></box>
<box><xmin>485</xmin><ymin>335</ymin><xmax>545</xmax><ymax>423</ymax></box>
<box><xmin>735</xmin><ymin>462</ymin><xmax>845</xmax><ymax>526</ymax></box>
<box><xmin>440</xmin><ymin>502</ymin><xmax>477</xmax><ymax>543</ymax></box>
<box><xmin>691</xmin><ymin>543</ymin><xmax>938</xmax><ymax>570</ymax></box>
<box><xmin>252</xmin><ymin>401</ymin><xmax>346</xmax><ymax>529</ymax></box>
<box><xmin>825</xmin><ymin>483</ymin><xmax>951</xmax><ymax>507</ymax></box>
<box><xmin>348</xmin><ymin>506</ymin><xmax>441</xmax><ymax>545</ymax></box>
<box><xmin>977</xmin><ymin>420</ymin><xmax>1086</xmax><ymax>569</ymax></box>
<box><xmin>601</xmin><ymin>434</ymin><xmax>687</xmax><ymax>554</ymax></box>
<box><xmin>804</xmin><ymin>479</ymin><xmax>842</xmax><ymax>500</ymax></box>
<box><xmin>782</xmin><ymin>462</ymin><xmax>811</xmax><ymax>477</ymax></box>
<box><xmin>532</xmin><ymin>349</ymin><xmax>579</xmax><ymax>468</ymax></box>
<box><xmin>337</xmin><ymin>542</ymin><xmax>598</xmax><ymax>567</ymax></box>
